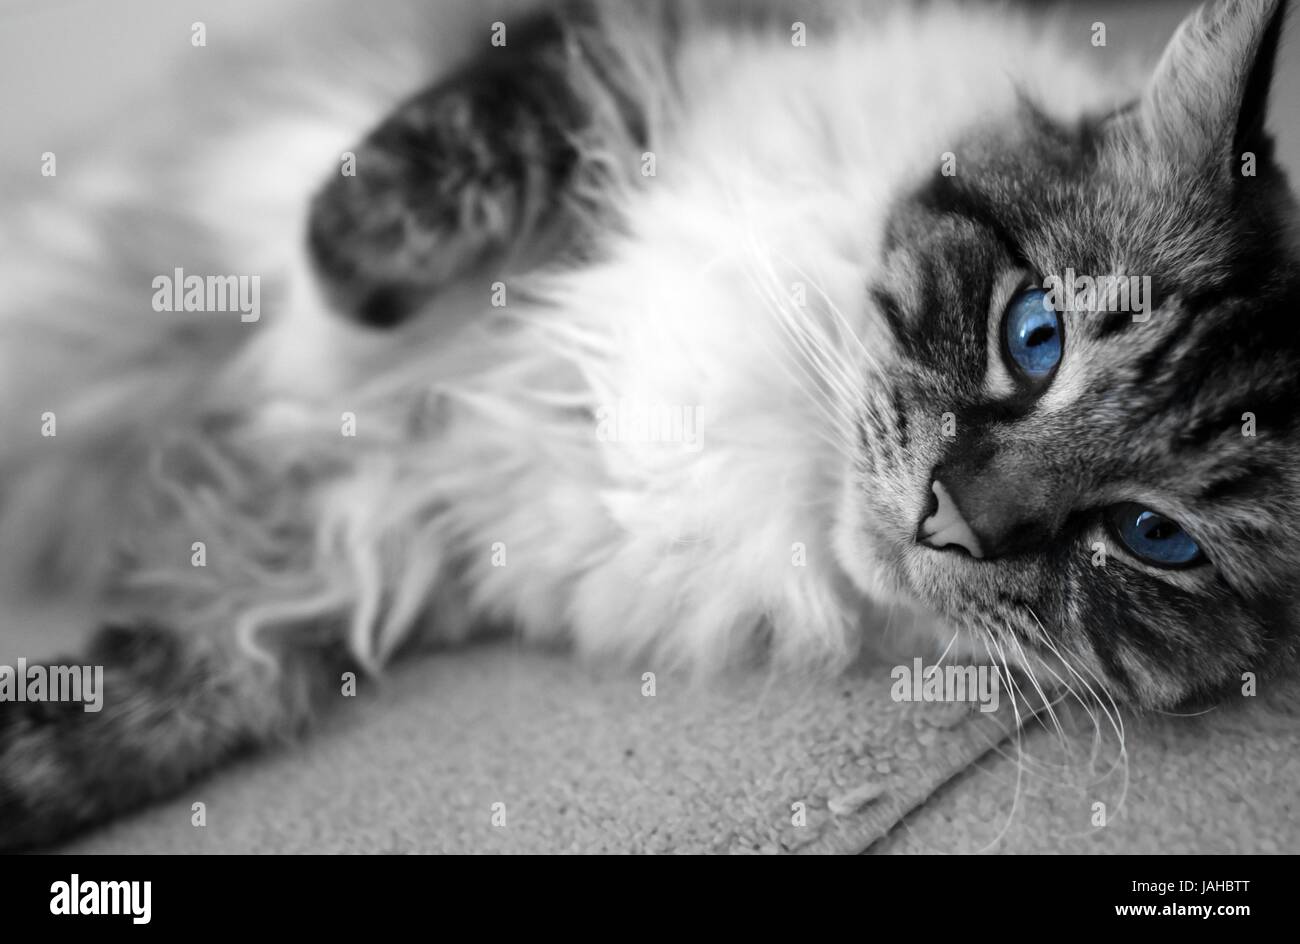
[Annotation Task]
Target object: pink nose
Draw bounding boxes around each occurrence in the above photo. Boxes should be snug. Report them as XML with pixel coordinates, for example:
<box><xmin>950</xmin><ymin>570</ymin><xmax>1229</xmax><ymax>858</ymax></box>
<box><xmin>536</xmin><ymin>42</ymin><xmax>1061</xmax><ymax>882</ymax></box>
<box><xmin>917</xmin><ymin>480</ymin><xmax>984</xmax><ymax>559</ymax></box>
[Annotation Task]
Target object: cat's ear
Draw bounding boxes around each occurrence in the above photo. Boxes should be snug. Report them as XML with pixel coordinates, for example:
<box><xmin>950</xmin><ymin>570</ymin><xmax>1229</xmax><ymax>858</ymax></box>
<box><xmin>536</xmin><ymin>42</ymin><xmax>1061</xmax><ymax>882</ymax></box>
<box><xmin>1141</xmin><ymin>0</ymin><xmax>1288</xmax><ymax>174</ymax></box>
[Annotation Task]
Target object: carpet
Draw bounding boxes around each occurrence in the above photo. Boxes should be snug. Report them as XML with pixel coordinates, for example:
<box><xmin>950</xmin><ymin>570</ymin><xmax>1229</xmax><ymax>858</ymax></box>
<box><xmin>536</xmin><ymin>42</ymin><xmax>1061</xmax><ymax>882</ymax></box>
<box><xmin>18</xmin><ymin>0</ymin><xmax>1300</xmax><ymax>857</ymax></box>
<box><xmin>878</xmin><ymin>671</ymin><xmax>1300</xmax><ymax>854</ymax></box>
<box><xmin>53</xmin><ymin>643</ymin><xmax>1299</xmax><ymax>854</ymax></box>
<box><xmin>56</xmin><ymin>644</ymin><xmax>1020</xmax><ymax>854</ymax></box>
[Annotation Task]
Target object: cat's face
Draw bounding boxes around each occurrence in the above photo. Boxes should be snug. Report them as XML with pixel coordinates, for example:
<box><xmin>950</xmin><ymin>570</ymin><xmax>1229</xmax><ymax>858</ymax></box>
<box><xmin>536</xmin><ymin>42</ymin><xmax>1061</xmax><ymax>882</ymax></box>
<box><xmin>838</xmin><ymin>0</ymin><xmax>1300</xmax><ymax>708</ymax></box>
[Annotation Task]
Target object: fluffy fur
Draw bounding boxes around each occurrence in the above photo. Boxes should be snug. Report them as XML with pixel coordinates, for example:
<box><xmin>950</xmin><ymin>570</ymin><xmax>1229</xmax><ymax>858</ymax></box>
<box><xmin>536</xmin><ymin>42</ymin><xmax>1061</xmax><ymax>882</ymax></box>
<box><xmin>1</xmin><ymin>0</ymin><xmax>1297</xmax><ymax>847</ymax></box>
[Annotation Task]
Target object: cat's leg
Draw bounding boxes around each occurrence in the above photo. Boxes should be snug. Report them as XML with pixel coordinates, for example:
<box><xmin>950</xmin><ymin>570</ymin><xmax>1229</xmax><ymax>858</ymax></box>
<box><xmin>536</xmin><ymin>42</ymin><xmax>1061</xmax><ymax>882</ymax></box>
<box><xmin>0</xmin><ymin>3</ymin><xmax>662</xmax><ymax>850</ymax></box>
<box><xmin>306</xmin><ymin>3</ymin><xmax>657</xmax><ymax>328</ymax></box>
<box><xmin>0</xmin><ymin>622</ymin><xmax>355</xmax><ymax>851</ymax></box>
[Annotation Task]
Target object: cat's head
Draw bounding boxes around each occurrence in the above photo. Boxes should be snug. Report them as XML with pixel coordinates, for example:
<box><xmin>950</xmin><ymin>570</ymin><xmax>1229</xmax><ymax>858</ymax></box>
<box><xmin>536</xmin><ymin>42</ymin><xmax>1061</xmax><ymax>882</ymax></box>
<box><xmin>839</xmin><ymin>0</ymin><xmax>1300</xmax><ymax>709</ymax></box>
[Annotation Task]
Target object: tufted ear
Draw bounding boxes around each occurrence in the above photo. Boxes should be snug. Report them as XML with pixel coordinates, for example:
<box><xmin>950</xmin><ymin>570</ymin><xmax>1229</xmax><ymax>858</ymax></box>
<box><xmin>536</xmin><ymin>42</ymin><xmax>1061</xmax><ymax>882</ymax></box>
<box><xmin>1141</xmin><ymin>0</ymin><xmax>1288</xmax><ymax>175</ymax></box>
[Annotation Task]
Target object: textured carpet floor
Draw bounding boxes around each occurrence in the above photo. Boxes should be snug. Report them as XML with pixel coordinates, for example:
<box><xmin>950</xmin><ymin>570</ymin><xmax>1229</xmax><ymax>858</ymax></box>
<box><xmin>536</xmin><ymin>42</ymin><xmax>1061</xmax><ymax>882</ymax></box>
<box><xmin>58</xmin><ymin>644</ymin><xmax>1023</xmax><ymax>854</ymax></box>
<box><xmin>54</xmin><ymin>643</ymin><xmax>1299</xmax><ymax>854</ymax></box>
<box><xmin>18</xmin><ymin>0</ymin><xmax>1300</xmax><ymax>857</ymax></box>
<box><xmin>877</xmin><ymin>673</ymin><xmax>1300</xmax><ymax>854</ymax></box>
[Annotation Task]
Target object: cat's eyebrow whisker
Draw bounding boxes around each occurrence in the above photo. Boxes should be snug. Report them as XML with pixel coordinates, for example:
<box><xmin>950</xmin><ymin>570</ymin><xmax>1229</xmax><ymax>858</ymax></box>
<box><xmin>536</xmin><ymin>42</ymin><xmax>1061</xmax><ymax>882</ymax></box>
<box><xmin>739</xmin><ymin>343</ymin><xmax>858</xmax><ymax>460</ymax></box>
<box><xmin>753</xmin><ymin>296</ymin><xmax>865</xmax><ymax>457</ymax></box>
<box><xmin>773</xmin><ymin>252</ymin><xmax>884</xmax><ymax>376</ymax></box>
<box><xmin>738</xmin><ymin>228</ymin><xmax>867</xmax><ymax>401</ymax></box>
<box><xmin>735</xmin><ymin>255</ymin><xmax>864</xmax><ymax>458</ymax></box>
<box><xmin>725</xmin><ymin>254</ymin><xmax>860</xmax><ymax>457</ymax></box>
<box><xmin>735</xmin><ymin>239</ymin><xmax>860</xmax><ymax>406</ymax></box>
<box><xmin>771</xmin><ymin>297</ymin><xmax>864</xmax><ymax>410</ymax></box>
<box><xmin>741</xmin><ymin>334</ymin><xmax>859</xmax><ymax>460</ymax></box>
<box><xmin>727</xmin><ymin>207</ymin><xmax>881</xmax><ymax>384</ymax></box>
<box><xmin>758</xmin><ymin>287</ymin><xmax>864</xmax><ymax>422</ymax></box>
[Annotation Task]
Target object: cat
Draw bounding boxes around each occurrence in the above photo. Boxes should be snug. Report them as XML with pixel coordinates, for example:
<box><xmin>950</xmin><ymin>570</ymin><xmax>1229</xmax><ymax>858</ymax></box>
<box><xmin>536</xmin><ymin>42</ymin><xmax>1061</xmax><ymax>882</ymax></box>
<box><xmin>1</xmin><ymin>0</ymin><xmax>1297</xmax><ymax>850</ymax></box>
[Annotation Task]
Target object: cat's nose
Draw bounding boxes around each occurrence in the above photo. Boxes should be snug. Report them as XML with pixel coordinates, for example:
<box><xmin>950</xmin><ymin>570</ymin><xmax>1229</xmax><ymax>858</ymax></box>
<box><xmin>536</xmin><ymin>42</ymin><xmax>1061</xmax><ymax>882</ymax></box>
<box><xmin>917</xmin><ymin>480</ymin><xmax>985</xmax><ymax>558</ymax></box>
<box><xmin>918</xmin><ymin>463</ymin><xmax>1059</xmax><ymax>560</ymax></box>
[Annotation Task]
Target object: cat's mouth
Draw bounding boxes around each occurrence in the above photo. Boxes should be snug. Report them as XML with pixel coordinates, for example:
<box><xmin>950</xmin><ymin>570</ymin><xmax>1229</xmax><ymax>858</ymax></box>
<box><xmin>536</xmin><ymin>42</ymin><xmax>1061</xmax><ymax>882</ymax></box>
<box><xmin>835</xmin><ymin>471</ymin><xmax>1003</xmax><ymax>621</ymax></box>
<box><xmin>834</xmin><ymin>489</ymin><xmax>1053</xmax><ymax>680</ymax></box>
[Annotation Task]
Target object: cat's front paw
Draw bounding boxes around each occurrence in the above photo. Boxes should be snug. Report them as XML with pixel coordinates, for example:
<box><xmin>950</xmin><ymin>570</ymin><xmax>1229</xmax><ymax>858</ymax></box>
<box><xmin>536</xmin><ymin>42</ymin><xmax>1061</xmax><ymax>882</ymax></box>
<box><xmin>307</xmin><ymin>76</ymin><xmax>574</xmax><ymax>328</ymax></box>
<box><xmin>0</xmin><ymin>694</ymin><xmax>97</xmax><ymax>851</ymax></box>
<box><xmin>305</xmin><ymin>9</ymin><xmax>608</xmax><ymax>330</ymax></box>
<box><xmin>0</xmin><ymin>626</ymin><xmax>220</xmax><ymax>851</ymax></box>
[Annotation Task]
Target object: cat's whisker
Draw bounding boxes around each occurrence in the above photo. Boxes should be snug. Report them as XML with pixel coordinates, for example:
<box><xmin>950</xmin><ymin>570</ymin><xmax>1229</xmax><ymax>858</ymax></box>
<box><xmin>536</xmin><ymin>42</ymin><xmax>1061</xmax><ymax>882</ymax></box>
<box><xmin>931</xmin><ymin>625</ymin><xmax>960</xmax><ymax>668</ymax></box>
<box><xmin>974</xmin><ymin>630</ymin><xmax>1028</xmax><ymax>851</ymax></box>
<box><xmin>1005</xmin><ymin>628</ymin><xmax>1071</xmax><ymax>754</ymax></box>
<box><xmin>1016</xmin><ymin>635</ymin><xmax>1094</xmax><ymax>754</ymax></box>
<box><xmin>975</xmin><ymin>625</ymin><xmax>1073</xmax><ymax>781</ymax></box>
<box><xmin>1023</xmin><ymin>615</ymin><xmax>1108</xmax><ymax>758</ymax></box>
<box><xmin>729</xmin><ymin>217</ymin><xmax>892</xmax><ymax>476</ymax></box>
<box><xmin>773</xmin><ymin>252</ymin><xmax>884</xmax><ymax>377</ymax></box>
<box><xmin>1073</xmin><ymin>662</ymin><xmax>1131</xmax><ymax>813</ymax></box>
<box><xmin>753</xmin><ymin>303</ymin><xmax>866</xmax><ymax>458</ymax></box>
<box><xmin>986</xmin><ymin>628</ymin><xmax>1039</xmax><ymax>736</ymax></box>
<box><xmin>767</xmin><ymin>296</ymin><xmax>865</xmax><ymax>413</ymax></box>
<box><xmin>733</xmin><ymin>320</ymin><xmax>859</xmax><ymax>461</ymax></box>
<box><xmin>734</xmin><ymin>257</ymin><xmax>864</xmax><ymax>458</ymax></box>
<box><xmin>734</xmin><ymin>244</ymin><xmax>855</xmax><ymax>400</ymax></box>
<box><xmin>1026</xmin><ymin>607</ymin><xmax>1131</xmax><ymax>818</ymax></box>
<box><xmin>738</xmin><ymin>227</ymin><xmax>867</xmax><ymax>403</ymax></box>
<box><xmin>757</xmin><ymin>293</ymin><xmax>864</xmax><ymax>424</ymax></box>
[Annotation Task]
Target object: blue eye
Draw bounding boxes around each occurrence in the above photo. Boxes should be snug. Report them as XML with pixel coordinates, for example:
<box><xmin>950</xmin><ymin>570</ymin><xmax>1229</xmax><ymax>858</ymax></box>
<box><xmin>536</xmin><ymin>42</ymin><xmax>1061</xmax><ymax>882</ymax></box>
<box><xmin>1107</xmin><ymin>502</ymin><xmax>1205</xmax><ymax>568</ymax></box>
<box><xmin>1004</xmin><ymin>288</ymin><xmax>1062</xmax><ymax>378</ymax></box>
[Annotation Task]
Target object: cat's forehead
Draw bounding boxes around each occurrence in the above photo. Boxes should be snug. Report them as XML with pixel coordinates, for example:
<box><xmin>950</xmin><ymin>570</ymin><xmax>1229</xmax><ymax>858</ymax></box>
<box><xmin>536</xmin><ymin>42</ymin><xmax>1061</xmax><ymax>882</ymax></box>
<box><xmin>910</xmin><ymin>107</ymin><xmax>1286</xmax><ymax>285</ymax></box>
<box><xmin>880</xmin><ymin>109</ymin><xmax>1300</xmax><ymax>505</ymax></box>
<box><xmin>898</xmin><ymin>105</ymin><xmax>1298</xmax><ymax>378</ymax></box>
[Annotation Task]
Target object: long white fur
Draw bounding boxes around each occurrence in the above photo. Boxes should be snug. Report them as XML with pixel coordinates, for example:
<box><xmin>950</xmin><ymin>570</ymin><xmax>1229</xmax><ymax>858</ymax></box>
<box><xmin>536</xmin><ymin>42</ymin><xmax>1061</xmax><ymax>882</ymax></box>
<box><xmin>0</xmin><ymin>1</ymin><xmax>1141</xmax><ymax>676</ymax></box>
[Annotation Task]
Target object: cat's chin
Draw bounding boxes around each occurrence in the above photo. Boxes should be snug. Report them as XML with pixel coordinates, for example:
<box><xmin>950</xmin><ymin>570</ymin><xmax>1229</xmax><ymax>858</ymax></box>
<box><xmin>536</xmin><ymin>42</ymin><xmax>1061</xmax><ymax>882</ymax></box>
<box><xmin>833</xmin><ymin>525</ymin><xmax>1046</xmax><ymax>679</ymax></box>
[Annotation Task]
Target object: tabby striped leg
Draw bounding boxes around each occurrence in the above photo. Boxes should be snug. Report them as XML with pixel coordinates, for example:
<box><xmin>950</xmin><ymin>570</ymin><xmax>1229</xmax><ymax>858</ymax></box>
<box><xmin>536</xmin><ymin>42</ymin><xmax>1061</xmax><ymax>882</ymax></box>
<box><xmin>0</xmin><ymin>623</ymin><xmax>353</xmax><ymax>851</ymax></box>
